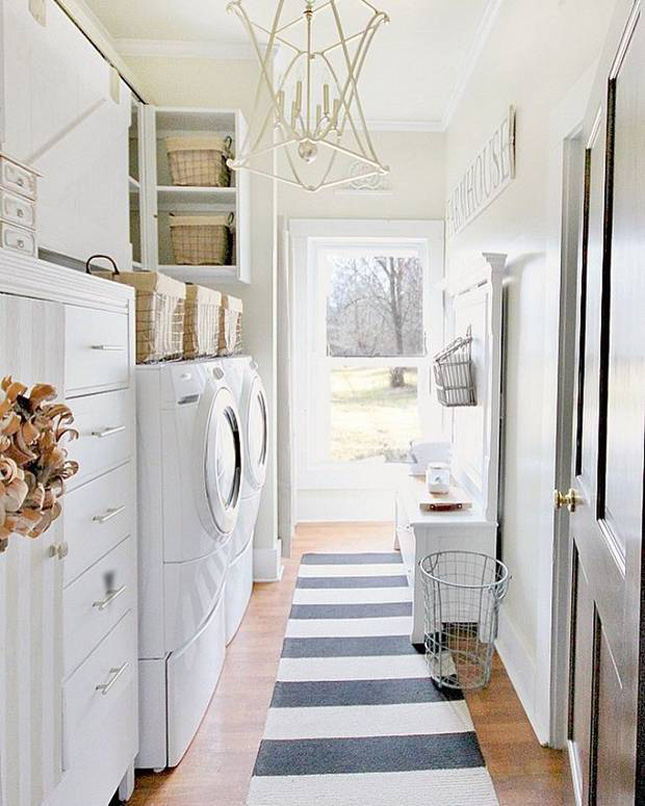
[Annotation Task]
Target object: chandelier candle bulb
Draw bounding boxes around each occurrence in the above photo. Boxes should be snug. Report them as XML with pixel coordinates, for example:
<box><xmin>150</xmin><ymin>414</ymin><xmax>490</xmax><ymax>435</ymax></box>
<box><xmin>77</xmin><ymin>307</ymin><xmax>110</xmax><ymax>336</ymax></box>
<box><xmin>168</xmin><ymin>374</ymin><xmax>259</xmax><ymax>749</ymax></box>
<box><xmin>323</xmin><ymin>84</ymin><xmax>330</xmax><ymax>115</ymax></box>
<box><xmin>332</xmin><ymin>98</ymin><xmax>340</xmax><ymax>125</ymax></box>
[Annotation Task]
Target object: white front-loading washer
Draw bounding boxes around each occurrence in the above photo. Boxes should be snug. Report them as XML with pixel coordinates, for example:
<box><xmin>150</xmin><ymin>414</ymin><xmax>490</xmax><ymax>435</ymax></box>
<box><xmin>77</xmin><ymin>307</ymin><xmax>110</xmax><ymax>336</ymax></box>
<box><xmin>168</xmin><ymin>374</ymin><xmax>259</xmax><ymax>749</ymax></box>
<box><xmin>222</xmin><ymin>357</ymin><xmax>269</xmax><ymax>644</ymax></box>
<box><xmin>136</xmin><ymin>360</ymin><xmax>243</xmax><ymax>770</ymax></box>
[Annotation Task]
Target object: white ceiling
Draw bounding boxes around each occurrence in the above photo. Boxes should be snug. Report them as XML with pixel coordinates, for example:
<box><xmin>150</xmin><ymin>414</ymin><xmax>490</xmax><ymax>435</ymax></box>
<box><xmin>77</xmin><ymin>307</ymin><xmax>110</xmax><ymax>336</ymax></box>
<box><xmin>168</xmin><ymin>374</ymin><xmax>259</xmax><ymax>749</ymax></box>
<box><xmin>84</xmin><ymin>0</ymin><xmax>495</xmax><ymax>129</ymax></box>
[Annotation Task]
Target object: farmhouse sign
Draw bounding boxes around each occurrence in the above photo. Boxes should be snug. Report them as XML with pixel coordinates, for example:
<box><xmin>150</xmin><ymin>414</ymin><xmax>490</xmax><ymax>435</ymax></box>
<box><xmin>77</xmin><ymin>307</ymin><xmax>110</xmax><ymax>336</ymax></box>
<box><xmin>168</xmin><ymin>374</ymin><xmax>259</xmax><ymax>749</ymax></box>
<box><xmin>446</xmin><ymin>106</ymin><xmax>516</xmax><ymax>238</ymax></box>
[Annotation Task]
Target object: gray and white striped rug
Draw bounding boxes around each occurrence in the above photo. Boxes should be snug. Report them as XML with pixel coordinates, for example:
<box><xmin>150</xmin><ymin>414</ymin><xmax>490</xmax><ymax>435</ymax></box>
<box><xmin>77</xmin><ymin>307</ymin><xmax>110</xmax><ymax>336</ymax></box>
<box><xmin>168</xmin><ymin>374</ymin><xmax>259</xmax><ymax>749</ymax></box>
<box><xmin>246</xmin><ymin>552</ymin><xmax>499</xmax><ymax>806</ymax></box>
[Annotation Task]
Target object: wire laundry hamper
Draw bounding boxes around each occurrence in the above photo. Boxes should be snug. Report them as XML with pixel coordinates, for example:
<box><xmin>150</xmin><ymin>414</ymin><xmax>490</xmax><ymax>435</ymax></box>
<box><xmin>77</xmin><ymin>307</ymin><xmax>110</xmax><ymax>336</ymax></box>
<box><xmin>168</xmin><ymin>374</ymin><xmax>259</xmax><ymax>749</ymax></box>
<box><xmin>419</xmin><ymin>551</ymin><xmax>510</xmax><ymax>690</ymax></box>
<box><xmin>433</xmin><ymin>326</ymin><xmax>476</xmax><ymax>407</ymax></box>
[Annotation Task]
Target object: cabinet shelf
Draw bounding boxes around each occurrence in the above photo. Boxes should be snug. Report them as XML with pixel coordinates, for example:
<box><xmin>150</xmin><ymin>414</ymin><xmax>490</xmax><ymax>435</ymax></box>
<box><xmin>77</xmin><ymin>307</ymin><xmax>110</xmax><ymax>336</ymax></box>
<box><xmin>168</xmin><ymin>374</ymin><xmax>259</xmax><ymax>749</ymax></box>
<box><xmin>157</xmin><ymin>185</ymin><xmax>235</xmax><ymax>209</ymax></box>
<box><xmin>160</xmin><ymin>265</ymin><xmax>239</xmax><ymax>286</ymax></box>
<box><xmin>155</xmin><ymin>107</ymin><xmax>236</xmax><ymax>136</ymax></box>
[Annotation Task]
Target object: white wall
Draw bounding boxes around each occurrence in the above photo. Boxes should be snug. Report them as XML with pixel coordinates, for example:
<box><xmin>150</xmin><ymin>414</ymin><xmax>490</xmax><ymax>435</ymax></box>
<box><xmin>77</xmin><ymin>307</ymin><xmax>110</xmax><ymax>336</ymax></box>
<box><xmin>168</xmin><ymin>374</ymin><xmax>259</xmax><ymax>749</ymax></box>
<box><xmin>443</xmin><ymin>0</ymin><xmax>620</xmax><ymax>739</ymax></box>
<box><xmin>123</xmin><ymin>55</ymin><xmax>281</xmax><ymax>578</ymax></box>
<box><xmin>279</xmin><ymin>131</ymin><xmax>446</xmax><ymax>220</ymax></box>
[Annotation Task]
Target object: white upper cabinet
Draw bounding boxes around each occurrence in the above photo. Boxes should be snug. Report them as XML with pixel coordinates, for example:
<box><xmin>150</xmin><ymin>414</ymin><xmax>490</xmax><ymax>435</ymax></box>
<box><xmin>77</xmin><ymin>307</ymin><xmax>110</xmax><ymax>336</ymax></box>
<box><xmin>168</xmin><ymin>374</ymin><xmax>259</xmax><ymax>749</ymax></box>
<box><xmin>130</xmin><ymin>104</ymin><xmax>251</xmax><ymax>284</ymax></box>
<box><xmin>0</xmin><ymin>0</ymin><xmax>131</xmax><ymax>268</ymax></box>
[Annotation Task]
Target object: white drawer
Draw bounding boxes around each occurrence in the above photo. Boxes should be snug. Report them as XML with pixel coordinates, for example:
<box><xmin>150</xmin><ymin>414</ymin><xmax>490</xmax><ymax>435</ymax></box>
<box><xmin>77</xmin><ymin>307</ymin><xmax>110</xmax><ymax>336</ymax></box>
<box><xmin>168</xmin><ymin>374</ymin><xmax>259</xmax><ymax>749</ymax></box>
<box><xmin>0</xmin><ymin>188</ymin><xmax>36</xmax><ymax>229</ymax></box>
<box><xmin>62</xmin><ymin>612</ymin><xmax>136</xmax><ymax>779</ymax></box>
<box><xmin>67</xmin><ymin>389</ymin><xmax>132</xmax><ymax>490</ymax></box>
<box><xmin>65</xmin><ymin>305</ymin><xmax>130</xmax><ymax>397</ymax></box>
<box><xmin>63</xmin><ymin>462</ymin><xmax>133</xmax><ymax>586</ymax></box>
<box><xmin>63</xmin><ymin>536</ymin><xmax>135</xmax><ymax>677</ymax></box>
<box><xmin>0</xmin><ymin>156</ymin><xmax>37</xmax><ymax>200</ymax></box>
<box><xmin>0</xmin><ymin>221</ymin><xmax>36</xmax><ymax>256</ymax></box>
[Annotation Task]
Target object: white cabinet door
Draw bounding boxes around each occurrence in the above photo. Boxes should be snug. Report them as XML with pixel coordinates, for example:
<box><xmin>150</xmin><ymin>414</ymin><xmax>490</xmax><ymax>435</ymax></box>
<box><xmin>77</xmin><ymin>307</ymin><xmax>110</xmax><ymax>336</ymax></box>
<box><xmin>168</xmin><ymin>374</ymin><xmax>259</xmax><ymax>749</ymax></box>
<box><xmin>0</xmin><ymin>293</ymin><xmax>65</xmax><ymax>806</ymax></box>
<box><xmin>1</xmin><ymin>0</ymin><xmax>131</xmax><ymax>268</ymax></box>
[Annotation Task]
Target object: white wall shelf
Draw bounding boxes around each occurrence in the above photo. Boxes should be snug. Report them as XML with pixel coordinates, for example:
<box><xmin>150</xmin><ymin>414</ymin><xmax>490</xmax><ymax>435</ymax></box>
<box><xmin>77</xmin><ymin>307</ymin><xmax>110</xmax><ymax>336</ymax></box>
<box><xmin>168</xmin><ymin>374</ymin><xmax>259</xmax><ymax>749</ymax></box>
<box><xmin>157</xmin><ymin>185</ymin><xmax>236</xmax><ymax>208</ymax></box>
<box><xmin>160</xmin><ymin>265</ymin><xmax>238</xmax><ymax>286</ymax></box>
<box><xmin>130</xmin><ymin>105</ymin><xmax>250</xmax><ymax>283</ymax></box>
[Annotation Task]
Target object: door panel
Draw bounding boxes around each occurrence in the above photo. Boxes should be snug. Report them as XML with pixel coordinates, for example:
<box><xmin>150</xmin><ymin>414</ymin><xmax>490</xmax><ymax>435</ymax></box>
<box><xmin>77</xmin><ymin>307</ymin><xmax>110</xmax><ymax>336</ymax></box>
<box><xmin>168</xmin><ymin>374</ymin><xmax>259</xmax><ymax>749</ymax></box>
<box><xmin>566</xmin><ymin>6</ymin><xmax>644</xmax><ymax>804</ymax></box>
<box><xmin>578</xmin><ymin>110</ymin><xmax>605</xmax><ymax>489</ymax></box>
<box><xmin>569</xmin><ymin>549</ymin><xmax>594</xmax><ymax>804</ymax></box>
<box><xmin>603</xmin><ymin>14</ymin><xmax>645</xmax><ymax>558</ymax></box>
<box><xmin>595</xmin><ymin>623</ymin><xmax>623</xmax><ymax>805</ymax></box>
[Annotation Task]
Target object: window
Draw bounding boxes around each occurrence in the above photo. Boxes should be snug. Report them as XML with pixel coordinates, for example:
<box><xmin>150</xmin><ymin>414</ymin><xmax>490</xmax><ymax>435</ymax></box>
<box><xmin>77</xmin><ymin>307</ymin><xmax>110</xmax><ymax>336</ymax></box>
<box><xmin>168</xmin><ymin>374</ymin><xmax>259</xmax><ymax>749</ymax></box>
<box><xmin>292</xmin><ymin>219</ymin><xmax>444</xmax><ymax>494</ymax></box>
<box><xmin>308</xmin><ymin>242</ymin><xmax>433</xmax><ymax>468</ymax></box>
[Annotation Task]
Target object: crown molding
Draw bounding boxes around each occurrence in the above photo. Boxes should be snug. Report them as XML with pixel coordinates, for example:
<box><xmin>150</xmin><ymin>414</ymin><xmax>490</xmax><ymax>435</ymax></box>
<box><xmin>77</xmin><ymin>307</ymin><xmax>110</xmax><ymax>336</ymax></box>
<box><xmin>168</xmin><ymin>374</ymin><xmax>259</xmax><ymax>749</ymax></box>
<box><xmin>441</xmin><ymin>0</ymin><xmax>506</xmax><ymax>129</ymax></box>
<box><xmin>115</xmin><ymin>38</ymin><xmax>259</xmax><ymax>61</ymax></box>
<box><xmin>366</xmin><ymin>118</ymin><xmax>445</xmax><ymax>133</ymax></box>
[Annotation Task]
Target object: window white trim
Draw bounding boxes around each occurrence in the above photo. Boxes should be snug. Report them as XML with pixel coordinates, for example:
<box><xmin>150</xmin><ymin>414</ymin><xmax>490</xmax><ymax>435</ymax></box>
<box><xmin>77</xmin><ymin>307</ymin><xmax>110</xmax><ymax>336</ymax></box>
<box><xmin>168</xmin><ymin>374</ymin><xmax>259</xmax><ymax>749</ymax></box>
<box><xmin>290</xmin><ymin>219</ymin><xmax>445</xmax><ymax>494</ymax></box>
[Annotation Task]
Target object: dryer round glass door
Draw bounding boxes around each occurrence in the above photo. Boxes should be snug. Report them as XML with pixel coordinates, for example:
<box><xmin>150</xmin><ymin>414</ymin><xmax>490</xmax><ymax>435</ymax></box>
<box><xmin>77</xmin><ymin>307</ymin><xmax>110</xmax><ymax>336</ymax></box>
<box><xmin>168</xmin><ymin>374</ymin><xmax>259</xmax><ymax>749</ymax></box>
<box><xmin>204</xmin><ymin>387</ymin><xmax>242</xmax><ymax>535</ymax></box>
<box><xmin>245</xmin><ymin>374</ymin><xmax>268</xmax><ymax>490</ymax></box>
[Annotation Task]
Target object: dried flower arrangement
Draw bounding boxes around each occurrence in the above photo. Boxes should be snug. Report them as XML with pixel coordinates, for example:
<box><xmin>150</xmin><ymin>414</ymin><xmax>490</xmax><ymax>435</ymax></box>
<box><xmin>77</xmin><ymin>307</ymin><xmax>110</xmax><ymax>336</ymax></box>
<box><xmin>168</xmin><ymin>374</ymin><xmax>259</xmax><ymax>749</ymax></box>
<box><xmin>0</xmin><ymin>376</ymin><xmax>79</xmax><ymax>553</ymax></box>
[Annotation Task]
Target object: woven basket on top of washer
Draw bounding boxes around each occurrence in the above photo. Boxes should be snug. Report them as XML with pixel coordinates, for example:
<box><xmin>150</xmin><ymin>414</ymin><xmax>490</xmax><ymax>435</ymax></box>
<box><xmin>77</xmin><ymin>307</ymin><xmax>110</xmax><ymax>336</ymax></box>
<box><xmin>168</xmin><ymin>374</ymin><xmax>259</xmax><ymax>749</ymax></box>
<box><xmin>218</xmin><ymin>293</ymin><xmax>243</xmax><ymax>356</ymax></box>
<box><xmin>184</xmin><ymin>284</ymin><xmax>222</xmax><ymax>360</ymax></box>
<box><xmin>169</xmin><ymin>213</ymin><xmax>232</xmax><ymax>266</ymax></box>
<box><xmin>85</xmin><ymin>256</ymin><xmax>187</xmax><ymax>364</ymax></box>
<box><xmin>165</xmin><ymin>135</ymin><xmax>233</xmax><ymax>188</ymax></box>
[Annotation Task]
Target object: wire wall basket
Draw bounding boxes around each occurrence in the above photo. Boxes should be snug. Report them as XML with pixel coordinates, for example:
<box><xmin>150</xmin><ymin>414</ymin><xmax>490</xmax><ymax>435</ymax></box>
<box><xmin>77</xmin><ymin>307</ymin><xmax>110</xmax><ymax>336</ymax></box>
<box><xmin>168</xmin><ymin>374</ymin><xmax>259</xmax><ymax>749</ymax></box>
<box><xmin>419</xmin><ymin>551</ymin><xmax>510</xmax><ymax>690</ymax></box>
<box><xmin>432</xmin><ymin>326</ymin><xmax>476</xmax><ymax>407</ymax></box>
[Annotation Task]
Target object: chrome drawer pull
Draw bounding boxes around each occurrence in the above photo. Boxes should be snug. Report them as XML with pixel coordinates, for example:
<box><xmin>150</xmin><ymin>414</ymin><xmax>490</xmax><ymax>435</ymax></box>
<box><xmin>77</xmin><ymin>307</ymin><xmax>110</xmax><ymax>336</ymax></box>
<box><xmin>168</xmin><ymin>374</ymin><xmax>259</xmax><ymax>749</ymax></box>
<box><xmin>49</xmin><ymin>542</ymin><xmax>69</xmax><ymax>560</ymax></box>
<box><xmin>90</xmin><ymin>344</ymin><xmax>124</xmax><ymax>352</ymax></box>
<box><xmin>95</xmin><ymin>662</ymin><xmax>128</xmax><ymax>696</ymax></box>
<box><xmin>93</xmin><ymin>505</ymin><xmax>126</xmax><ymax>525</ymax></box>
<box><xmin>93</xmin><ymin>585</ymin><xmax>127</xmax><ymax>611</ymax></box>
<box><xmin>91</xmin><ymin>425</ymin><xmax>126</xmax><ymax>439</ymax></box>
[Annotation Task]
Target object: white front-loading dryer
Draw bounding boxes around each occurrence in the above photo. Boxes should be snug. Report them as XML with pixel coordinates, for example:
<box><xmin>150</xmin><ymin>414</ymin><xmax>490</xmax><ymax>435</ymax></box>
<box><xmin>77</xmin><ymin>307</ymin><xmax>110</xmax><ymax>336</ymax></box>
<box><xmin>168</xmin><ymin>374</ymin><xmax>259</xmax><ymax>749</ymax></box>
<box><xmin>222</xmin><ymin>357</ymin><xmax>269</xmax><ymax>644</ymax></box>
<box><xmin>136</xmin><ymin>360</ymin><xmax>243</xmax><ymax>770</ymax></box>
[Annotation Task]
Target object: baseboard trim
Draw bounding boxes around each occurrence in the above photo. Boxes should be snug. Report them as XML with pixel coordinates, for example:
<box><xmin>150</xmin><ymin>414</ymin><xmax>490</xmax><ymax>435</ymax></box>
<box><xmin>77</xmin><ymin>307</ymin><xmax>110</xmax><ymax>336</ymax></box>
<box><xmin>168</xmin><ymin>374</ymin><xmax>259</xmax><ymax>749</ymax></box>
<box><xmin>495</xmin><ymin>610</ymin><xmax>546</xmax><ymax>744</ymax></box>
<box><xmin>253</xmin><ymin>542</ymin><xmax>284</xmax><ymax>583</ymax></box>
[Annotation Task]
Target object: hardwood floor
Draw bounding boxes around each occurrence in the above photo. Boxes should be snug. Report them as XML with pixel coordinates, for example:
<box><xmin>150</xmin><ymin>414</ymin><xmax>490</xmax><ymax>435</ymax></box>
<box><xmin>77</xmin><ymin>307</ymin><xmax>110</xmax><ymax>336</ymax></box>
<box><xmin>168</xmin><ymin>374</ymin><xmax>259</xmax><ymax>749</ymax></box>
<box><xmin>123</xmin><ymin>523</ymin><xmax>565</xmax><ymax>806</ymax></box>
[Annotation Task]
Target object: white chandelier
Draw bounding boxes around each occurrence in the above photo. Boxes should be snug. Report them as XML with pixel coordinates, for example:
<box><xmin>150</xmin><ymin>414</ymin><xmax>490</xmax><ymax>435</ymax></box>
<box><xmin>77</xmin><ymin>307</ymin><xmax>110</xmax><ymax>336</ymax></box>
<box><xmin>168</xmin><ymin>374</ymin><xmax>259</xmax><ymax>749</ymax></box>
<box><xmin>227</xmin><ymin>0</ymin><xmax>390</xmax><ymax>193</ymax></box>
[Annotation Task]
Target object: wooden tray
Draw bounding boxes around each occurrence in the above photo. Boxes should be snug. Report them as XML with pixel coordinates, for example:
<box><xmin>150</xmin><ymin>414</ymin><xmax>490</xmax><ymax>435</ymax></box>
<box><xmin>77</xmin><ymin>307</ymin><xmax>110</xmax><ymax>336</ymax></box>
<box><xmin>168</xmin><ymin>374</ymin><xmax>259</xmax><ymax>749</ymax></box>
<box><xmin>416</xmin><ymin>478</ymin><xmax>473</xmax><ymax>513</ymax></box>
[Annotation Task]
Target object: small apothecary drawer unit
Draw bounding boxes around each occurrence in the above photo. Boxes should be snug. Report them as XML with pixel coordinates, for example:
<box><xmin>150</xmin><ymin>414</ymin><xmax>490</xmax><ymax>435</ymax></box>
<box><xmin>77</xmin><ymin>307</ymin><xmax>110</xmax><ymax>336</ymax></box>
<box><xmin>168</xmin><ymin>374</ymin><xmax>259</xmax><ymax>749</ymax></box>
<box><xmin>0</xmin><ymin>153</ymin><xmax>39</xmax><ymax>258</ymax></box>
<box><xmin>128</xmin><ymin>104</ymin><xmax>250</xmax><ymax>285</ymax></box>
<box><xmin>0</xmin><ymin>252</ymin><xmax>137</xmax><ymax>806</ymax></box>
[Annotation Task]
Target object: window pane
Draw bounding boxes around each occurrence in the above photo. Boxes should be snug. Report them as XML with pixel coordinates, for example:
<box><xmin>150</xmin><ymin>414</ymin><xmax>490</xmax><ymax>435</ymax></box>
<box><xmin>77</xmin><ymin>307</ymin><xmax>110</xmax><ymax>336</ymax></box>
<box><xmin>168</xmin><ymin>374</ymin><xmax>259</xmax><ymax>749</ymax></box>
<box><xmin>327</xmin><ymin>255</ymin><xmax>424</xmax><ymax>357</ymax></box>
<box><xmin>330</xmin><ymin>367</ymin><xmax>422</xmax><ymax>462</ymax></box>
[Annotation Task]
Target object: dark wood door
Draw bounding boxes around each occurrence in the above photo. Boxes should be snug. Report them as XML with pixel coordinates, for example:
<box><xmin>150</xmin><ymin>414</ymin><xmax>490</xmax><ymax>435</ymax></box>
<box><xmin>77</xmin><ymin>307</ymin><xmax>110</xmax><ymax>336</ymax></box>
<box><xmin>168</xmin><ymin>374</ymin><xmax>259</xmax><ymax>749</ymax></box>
<box><xmin>566</xmin><ymin>4</ymin><xmax>645</xmax><ymax>804</ymax></box>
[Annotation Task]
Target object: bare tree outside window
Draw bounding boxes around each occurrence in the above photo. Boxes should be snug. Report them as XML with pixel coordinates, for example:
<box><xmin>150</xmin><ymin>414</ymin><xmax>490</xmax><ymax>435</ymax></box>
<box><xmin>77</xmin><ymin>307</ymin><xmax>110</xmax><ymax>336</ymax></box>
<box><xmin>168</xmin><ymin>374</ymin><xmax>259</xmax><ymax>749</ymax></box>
<box><xmin>325</xmin><ymin>254</ymin><xmax>425</xmax><ymax>463</ymax></box>
<box><xmin>327</xmin><ymin>255</ymin><xmax>424</xmax><ymax>386</ymax></box>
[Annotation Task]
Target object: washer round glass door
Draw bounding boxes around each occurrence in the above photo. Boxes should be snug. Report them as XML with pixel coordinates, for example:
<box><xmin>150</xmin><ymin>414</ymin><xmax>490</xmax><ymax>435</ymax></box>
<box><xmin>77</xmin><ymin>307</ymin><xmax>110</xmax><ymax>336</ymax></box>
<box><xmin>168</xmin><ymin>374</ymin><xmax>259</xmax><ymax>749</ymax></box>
<box><xmin>204</xmin><ymin>386</ymin><xmax>242</xmax><ymax>535</ymax></box>
<box><xmin>245</xmin><ymin>374</ymin><xmax>268</xmax><ymax>490</ymax></box>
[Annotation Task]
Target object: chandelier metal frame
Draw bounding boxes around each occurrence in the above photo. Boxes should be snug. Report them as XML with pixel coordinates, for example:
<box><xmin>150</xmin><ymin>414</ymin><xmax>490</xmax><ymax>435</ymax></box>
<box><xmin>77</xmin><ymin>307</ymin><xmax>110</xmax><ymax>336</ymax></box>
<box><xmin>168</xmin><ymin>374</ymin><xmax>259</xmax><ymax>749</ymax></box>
<box><xmin>227</xmin><ymin>0</ymin><xmax>390</xmax><ymax>193</ymax></box>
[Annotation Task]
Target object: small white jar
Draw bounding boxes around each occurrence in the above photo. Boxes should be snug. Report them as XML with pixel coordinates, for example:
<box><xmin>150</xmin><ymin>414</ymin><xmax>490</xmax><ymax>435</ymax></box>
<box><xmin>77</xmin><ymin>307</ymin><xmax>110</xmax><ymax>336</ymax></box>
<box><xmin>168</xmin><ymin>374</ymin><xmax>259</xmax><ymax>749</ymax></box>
<box><xmin>426</xmin><ymin>462</ymin><xmax>451</xmax><ymax>494</ymax></box>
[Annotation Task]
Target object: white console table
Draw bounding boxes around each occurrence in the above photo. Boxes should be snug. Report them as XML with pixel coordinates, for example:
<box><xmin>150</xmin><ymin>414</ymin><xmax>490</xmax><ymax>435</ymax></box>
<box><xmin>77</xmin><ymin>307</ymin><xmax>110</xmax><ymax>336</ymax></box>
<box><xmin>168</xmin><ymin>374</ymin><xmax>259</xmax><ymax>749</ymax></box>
<box><xmin>395</xmin><ymin>475</ymin><xmax>497</xmax><ymax>644</ymax></box>
<box><xmin>395</xmin><ymin>252</ymin><xmax>506</xmax><ymax>645</ymax></box>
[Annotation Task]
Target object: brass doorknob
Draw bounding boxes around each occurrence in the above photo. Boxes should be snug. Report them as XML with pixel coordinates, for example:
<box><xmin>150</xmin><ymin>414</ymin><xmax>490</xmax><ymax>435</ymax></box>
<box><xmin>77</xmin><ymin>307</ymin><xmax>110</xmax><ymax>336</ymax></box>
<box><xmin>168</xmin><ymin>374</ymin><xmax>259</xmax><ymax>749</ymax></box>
<box><xmin>553</xmin><ymin>488</ymin><xmax>580</xmax><ymax>513</ymax></box>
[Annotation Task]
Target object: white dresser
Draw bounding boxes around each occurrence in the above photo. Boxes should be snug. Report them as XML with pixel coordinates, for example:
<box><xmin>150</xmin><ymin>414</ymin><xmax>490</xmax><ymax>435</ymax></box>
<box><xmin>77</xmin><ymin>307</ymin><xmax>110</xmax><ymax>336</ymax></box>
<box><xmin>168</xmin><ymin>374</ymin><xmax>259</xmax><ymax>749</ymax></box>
<box><xmin>0</xmin><ymin>252</ymin><xmax>137</xmax><ymax>806</ymax></box>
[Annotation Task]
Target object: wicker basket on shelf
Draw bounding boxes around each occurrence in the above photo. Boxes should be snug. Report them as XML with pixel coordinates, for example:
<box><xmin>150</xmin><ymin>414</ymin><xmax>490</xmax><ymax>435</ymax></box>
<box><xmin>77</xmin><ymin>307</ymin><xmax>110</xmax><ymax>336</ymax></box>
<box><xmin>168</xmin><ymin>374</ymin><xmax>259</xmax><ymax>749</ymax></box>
<box><xmin>165</xmin><ymin>135</ymin><xmax>232</xmax><ymax>187</ymax></box>
<box><xmin>184</xmin><ymin>284</ymin><xmax>222</xmax><ymax>360</ymax></box>
<box><xmin>218</xmin><ymin>293</ymin><xmax>243</xmax><ymax>356</ymax></box>
<box><xmin>85</xmin><ymin>257</ymin><xmax>187</xmax><ymax>364</ymax></box>
<box><xmin>169</xmin><ymin>214</ymin><xmax>232</xmax><ymax>266</ymax></box>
